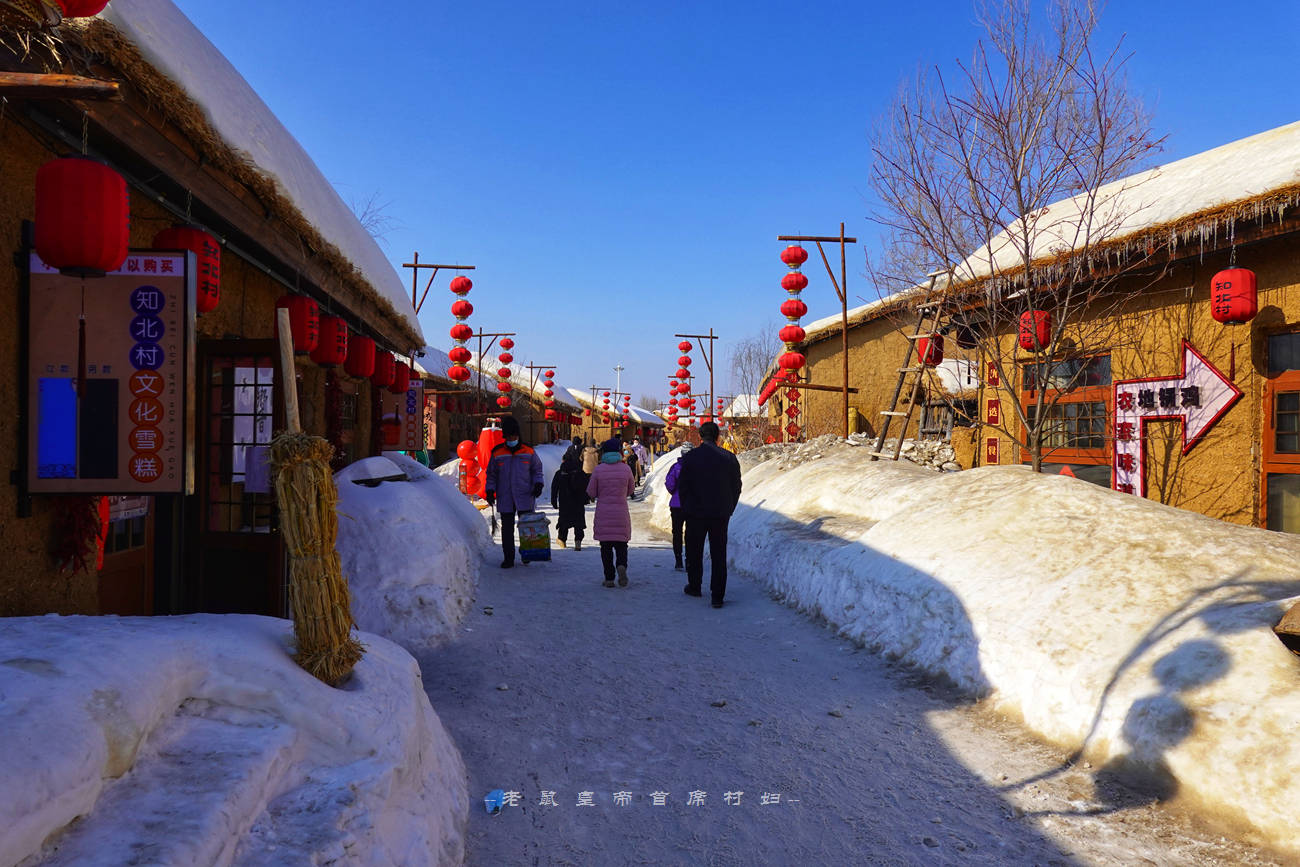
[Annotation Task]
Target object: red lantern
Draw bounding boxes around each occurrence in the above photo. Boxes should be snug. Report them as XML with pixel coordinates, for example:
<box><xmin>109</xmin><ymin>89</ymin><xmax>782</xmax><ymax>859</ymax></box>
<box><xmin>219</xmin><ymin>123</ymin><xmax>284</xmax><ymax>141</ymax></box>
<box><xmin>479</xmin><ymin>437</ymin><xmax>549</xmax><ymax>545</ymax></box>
<box><xmin>779</xmin><ymin>325</ymin><xmax>806</xmax><ymax>344</ymax></box>
<box><xmin>781</xmin><ymin>271</ymin><xmax>809</xmax><ymax>292</ymax></box>
<box><xmin>450</xmin><ymin>275</ymin><xmax>473</xmax><ymax>295</ymax></box>
<box><xmin>449</xmin><ymin>346</ymin><xmax>471</xmax><ymax>363</ymax></box>
<box><xmin>545</xmin><ymin>369</ymin><xmax>555</xmax><ymax>378</ymax></box>
<box><xmin>678</xmin><ymin>355</ymin><xmax>692</xmax><ymax>367</ymax></box>
<box><xmin>1018</xmin><ymin>310</ymin><xmax>1052</xmax><ymax>351</ymax></box>
<box><xmin>676</xmin><ymin>367</ymin><xmax>690</xmax><ymax>378</ymax></box>
<box><xmin>777</xmin><ymin>351</ymin><xmax>805</xmax><ymax>371</ymax></box>
<box><xmin>345</xmin><ymin>334</ymin><xmax>375</xmax><ymax>378</ymax></box>
<box><xmin>450</xmin><ymin>323</ymin><xmax>473</xmax><ymax>341</ymax></box>
<box><xmin>451</xmin><ymin>299</ymin><xmax>473</xmax><ymax>319</ymax></box>
<box><xmin>545</xmin><ymin>409</ymin><xmax>558</xmax><ymax>421</ymax></box>
<box><xmin>497</xmin><ymin>367</ymin><xmax>511</xmax><ymax>379</ymax></box>
<box><xmin>916</xmin><ymin>334</ymin><xmax>943</xmax><ymax>366</ymax></box>
<box><xmin>499</xmin><ymin>337</ymin><xmax>514</xmax><ymax>350</ymax></box>
<box><xmin>310</xmin><ymin>315</ymin><xmax>348</xmax><ymax>367</ymax></box>
<box><xmin>448</xmin><ymin>366</ymin><xmax>471</xmax><ymax>383</ymax></box>
<box><xmin>497</xmin><ymin>396</ymin><xmax>512</xmax><ymax>408</ymax></box>
<box><xmin>35</xmin><ymin>156</ymin><xmax>129</xmax><ymax>276</ymax></box>
<box><xmin>545</xmin><ymin>399</ymin><xmax>555</xmax><ymax>408</ymax></box>
<box><xmin>497</xmin><ymin>382</ymin><xmax>512</xmax><ymax>392</ymax></box>
<box><xmin>585</xmin><ymin>408</ymin><xmax>592</xmax><ymax>416</ymax></box>
<box><xmin>58</xmin><ymin>1</ymin><xmax>110</xmax><ymax>16</ymax></box>
<box><xmin>380</xmin><ymin>418</ymin><xmax>401</xmax><ymax>447</ymax></box>
<box><xmin>372</xmin><ymin>350</ymin><xmax>395</xmax><ymax>389</ymax></box>
<box><xmin>603</xmin><ymin>391</ymin><xmax>610</xmax><ymax>397</ymax></box>
<box><xmin>780</xmin><ymin>298</ymin><xmax>808</xmax><ymax>319</ymax></box>
<box><xmin>498</xmin><ymin>352</ymin><xmax>513</xmax><ymax>364</ymax></box>
<box><xmin>275</xmin><ymin>295</ymin><xmax>320</xmax><ymax>354</ymax></box>
<box><xmin>780</xmin><ymin>245</ymin><xmax>808</xmax><ymax>268</ymax></box>
<box><xmin>678</xmin><ymin>341</ymin><xmax>692</xmax><ymax>353</ymax></box>
<box><xmin>544</xmin><ymin>389</ymin><xmax>554</xmax><ymax>397</ymax></box>
<box><xmin>456</xmin><ymin>440</ymin><xmax>477</xmax><ymax>460</ymax></box>
<box><xmin>389</xmin><ymin>361</ymin><xmax>411</xmax><ymax>395</ymax></box>
<box><xmin>1211</xmin><ymin>268</ymin><xmax>1258</xmax><ymax>325</ymax></box>
<box><xmin>153</xmin><ymin>224</ymin><xmax>220</xmax><ymax>313</ymax></box>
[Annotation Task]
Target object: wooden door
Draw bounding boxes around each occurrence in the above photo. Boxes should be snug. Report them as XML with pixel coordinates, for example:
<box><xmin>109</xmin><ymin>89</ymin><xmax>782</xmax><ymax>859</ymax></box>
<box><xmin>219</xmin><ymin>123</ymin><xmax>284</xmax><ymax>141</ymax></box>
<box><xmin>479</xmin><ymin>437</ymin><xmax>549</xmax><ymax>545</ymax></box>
<box><xmin>194</xmin><ymin>341</ymin><xmax>285</xmax><ymax>615</ymax></box>
<box><xmin>98</xmin><ymin>496</ymin><xmax>154</xmax><ymax>615</ymax></box>
<box><xmin>1262</xmin><ymin>332</ymin><xmax>1300</xmax><ymax>532</ymax></box>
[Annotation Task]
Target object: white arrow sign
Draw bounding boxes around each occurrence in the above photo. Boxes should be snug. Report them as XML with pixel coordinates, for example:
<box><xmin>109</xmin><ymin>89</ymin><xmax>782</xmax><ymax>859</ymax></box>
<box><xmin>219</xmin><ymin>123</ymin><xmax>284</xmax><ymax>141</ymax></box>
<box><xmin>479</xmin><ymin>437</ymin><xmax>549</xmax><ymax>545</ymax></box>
<box><xmin>1112</xmin><ymin>340</ymin><xmax>1241</xmax><ymax>497</ymax></box>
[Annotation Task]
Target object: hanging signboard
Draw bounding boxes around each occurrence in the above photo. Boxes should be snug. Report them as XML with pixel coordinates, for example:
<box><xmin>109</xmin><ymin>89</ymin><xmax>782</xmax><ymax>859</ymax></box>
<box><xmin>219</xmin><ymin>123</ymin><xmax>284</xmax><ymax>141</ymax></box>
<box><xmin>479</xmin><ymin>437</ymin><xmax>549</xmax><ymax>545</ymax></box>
<box><xmin>26</xmin><ymin>251</ymin><xmax>195</xmax><ymax>494</ymax></box>
<box><xmin>1112</xmin><ymin>340</ymin><xmax>1240</xmax><ymax>496</ymax></box>
<box><xmin>397</xmin><ymin>378</ymin><xmax>425</xmax><ymax>451</ymax></box>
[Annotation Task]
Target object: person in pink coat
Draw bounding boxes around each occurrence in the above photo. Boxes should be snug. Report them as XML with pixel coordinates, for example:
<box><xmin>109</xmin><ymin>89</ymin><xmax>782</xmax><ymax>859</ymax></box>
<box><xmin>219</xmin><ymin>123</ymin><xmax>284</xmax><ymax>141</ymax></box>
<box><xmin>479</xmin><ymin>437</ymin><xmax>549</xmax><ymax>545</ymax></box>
<box><xmin>586</xmin><ymin>439</ymin><xmax>636</xmax><ymax>587</ymax></box>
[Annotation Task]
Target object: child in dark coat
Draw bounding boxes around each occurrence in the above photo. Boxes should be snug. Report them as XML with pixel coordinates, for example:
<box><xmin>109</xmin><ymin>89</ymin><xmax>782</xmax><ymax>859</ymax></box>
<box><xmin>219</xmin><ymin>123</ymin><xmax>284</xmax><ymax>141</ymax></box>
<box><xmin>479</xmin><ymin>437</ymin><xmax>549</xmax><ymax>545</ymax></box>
<box><xmin>551</xmin><ymin>451</ymin><xmax>589</xmax><ymax>550</ymax></box>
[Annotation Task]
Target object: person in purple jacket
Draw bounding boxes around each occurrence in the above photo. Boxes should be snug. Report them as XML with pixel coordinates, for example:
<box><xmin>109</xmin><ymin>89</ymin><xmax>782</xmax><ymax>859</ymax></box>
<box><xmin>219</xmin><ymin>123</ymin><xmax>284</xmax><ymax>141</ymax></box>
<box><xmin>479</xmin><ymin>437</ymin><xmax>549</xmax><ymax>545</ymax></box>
<box><xmin>662</xmin><ymin>442</ymin><xmax>694</xmax><ymax>570</ymax></box>
<box><xmin>484</xmin><ymin>416</ymin><xmax>544</xmax><ymax>569</ymax></box>
<box><xmin>586</xmin><ymin>439</ymin><xmax>636</xmax><ymax>587</ymax></box>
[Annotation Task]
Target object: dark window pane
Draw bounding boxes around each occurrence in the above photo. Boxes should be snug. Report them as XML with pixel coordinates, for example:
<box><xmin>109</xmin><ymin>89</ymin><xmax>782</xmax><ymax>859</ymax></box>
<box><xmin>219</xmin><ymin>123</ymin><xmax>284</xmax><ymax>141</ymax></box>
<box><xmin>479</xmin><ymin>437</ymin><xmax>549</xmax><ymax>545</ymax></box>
<box><xmin>1277</xmin><ymin>433</ymin><xmax>1299</xmax><ymax>454</ymax></box>
<box><xmin>1267</xmin><ymin>473</ymin><xmax>1300</xmax><ymax>532</ymax></box>
<box><xmin>1268</xmin><ymin>334</ymin><xmax>1300</xmax><ymax>375</ymax></box>
<box><xmin>1279</xmin><ymin>392</ymin><xmax>1299</xmax><ymax>412</ymax></box>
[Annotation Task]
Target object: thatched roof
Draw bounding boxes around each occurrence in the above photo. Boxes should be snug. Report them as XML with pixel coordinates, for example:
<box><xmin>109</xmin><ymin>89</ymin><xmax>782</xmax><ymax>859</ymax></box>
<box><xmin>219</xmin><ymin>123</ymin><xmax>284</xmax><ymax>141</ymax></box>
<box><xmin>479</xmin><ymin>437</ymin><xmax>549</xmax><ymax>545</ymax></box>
<box><xmin>54</xmin><ymin>0</ymin><xmax>422</xmax><ymax>348</ymax></box>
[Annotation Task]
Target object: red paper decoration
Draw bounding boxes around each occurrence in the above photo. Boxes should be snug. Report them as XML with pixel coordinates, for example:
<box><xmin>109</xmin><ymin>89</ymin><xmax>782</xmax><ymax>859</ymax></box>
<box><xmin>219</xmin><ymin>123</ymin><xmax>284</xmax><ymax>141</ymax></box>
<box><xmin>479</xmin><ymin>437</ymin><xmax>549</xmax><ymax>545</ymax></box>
<box><xmin>498</xmin><ymin>352</ymin><xmax>514</xmax><ymax>364</ymax></box>
<box><xmin>58</xmin><ymin>1</ymin><xmax>110</xmax><ymax>17</ymax></box>
<box><xmin>676</xmin><ymin>367</ymin><xmax>690</xmax><ymax>378</ymax></box>
<box><xmin>372</xmin><ymin>350</ymin><xmax>396</xmax><ymax>389</ymax></box>
<box><xmin>35</xmin><ymin>156</ymin><xmax>129</xmax><ymax>276</ymax></box>
<box><xmin>678</xmin><ymin>355</ymin><xmax>692</xmax><ymax>367</ymax></box>
<box><xmin>780</xmin><ymin>245</ymin><xmax>809</xmax><ymax>268</ymax></box>
<box><xmin>678</xmin><ymin>341</ymin><xmax>692</xmax><ymax>352</ymax></box>
<box><xmin>497</xmin><ymin>382</ymin><xmax>512</xmax><ymax>392</ymax></box>
<box><xmin>388</xmin><ymin>361</ymin><xmax>411</xmax><ymax>395</ymax></box>
<box><xmin>781</xmin><ymin>299</ymin><xmax>808</xmax><ymax>319</ymax></box>
<box><xmin>497</xmin><ymin>396</ymin><xmax>512</xmax><ymax>408</ymax></box>
<box><xmin>275</xmin><ymin>295</ymin><xmax>320</xmax><ymax>354</ymax></box>
<box><xmin>1018</xmin><ymin>310</ymin><xmax>1052</xmax><ymax>351</ymax></box>
<box><xmin>153</xmin><ymin>224</ymin><xmax>220</xmax><ymax>313</ymax></box>
<box><xmin>450</xmin><ymin>275</ymin><xmax>473</xmax><ymax>295</ymax></box>
<box><xmin>310</xmin><ymin>315</ymin><xmax>348</xmax><ymax>367</ymax></box>
<box><xmin>451</xmin><ymin>299</ymin><xmax>473</xmax><ymax>319</ymax></box>
<box><xmin>450</xmin><ymin>323</ymin><xmax>473</xmax><ymax>341</ymax></box>
<box><xmin>449</xmin><ymin>346</ymin><xmax>471</xmax><ymax>363</ymax></box>
<box><xmin>781</xmin><ymin>271</ymin><xmax>808</xmax><ymax>292</ymax></box>
<box><xmin>1211</xmin><ymin>268</ymin><xmax>1258</xmax><ymax>325</ymax></box>
<box><xmin>345</xmin><ymin>334</ymin><xmax>376</xmax><ymax>378</ymax></box>
<box><xmin>916</xmin><ymin>334</ymin><xmax>943</xmax><ymax>366</ymax></box>
<box><xmin>777</xmin><ymin>351</ymin><xmax>805</xmax><ymax>371</ymax></box>
<box><xmin>500</xmin><ymin>337</ymin><xmax>515</xmax><ymax>350</ymax></box>
<box><xmin>779</xmin><ymin>325</ymin><xmax>806</xmax><ymax>344</ymax></box>
<box><xmin>448</xmin><ymin>366</ymin><xmax>471</xmax><ymax>383</ymax></box>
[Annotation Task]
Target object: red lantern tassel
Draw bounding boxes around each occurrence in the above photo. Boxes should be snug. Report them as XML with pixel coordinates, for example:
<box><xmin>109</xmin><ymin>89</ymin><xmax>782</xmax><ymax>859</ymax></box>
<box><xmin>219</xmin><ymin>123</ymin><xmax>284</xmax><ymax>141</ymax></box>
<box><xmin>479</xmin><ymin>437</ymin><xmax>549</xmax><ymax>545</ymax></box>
<box><xmin>77</xmin><ymin>313</ymin><xmax>86</xmax><ymax>399</ymax></box>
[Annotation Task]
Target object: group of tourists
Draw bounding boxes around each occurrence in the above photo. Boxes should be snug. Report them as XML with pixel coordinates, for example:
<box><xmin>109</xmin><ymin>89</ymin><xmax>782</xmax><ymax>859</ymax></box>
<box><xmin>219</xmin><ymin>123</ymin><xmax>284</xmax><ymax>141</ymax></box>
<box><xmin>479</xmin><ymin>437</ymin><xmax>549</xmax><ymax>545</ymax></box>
<box><xmin>483</xmin><ymin>417</ymin><xmax>742</xmax><ymax>608</ymax></box>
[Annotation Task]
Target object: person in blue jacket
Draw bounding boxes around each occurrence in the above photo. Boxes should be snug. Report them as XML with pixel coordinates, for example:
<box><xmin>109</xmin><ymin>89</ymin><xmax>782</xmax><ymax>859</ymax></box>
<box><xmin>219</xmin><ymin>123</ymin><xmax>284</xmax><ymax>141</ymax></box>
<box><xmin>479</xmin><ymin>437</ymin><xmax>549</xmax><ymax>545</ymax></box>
<box><xmin>484</xmin><ymin>416</ymin><xmax>544</xmax><ymax>568</ymax></box>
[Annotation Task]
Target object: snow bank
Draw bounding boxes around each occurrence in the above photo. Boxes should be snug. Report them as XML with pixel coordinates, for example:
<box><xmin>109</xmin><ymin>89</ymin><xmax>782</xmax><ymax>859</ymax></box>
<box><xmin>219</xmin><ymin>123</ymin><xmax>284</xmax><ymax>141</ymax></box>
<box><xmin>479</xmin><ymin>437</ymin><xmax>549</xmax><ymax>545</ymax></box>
<box><xmin>336</xmin><ymin>453</ymin><xmax>489</xmax><ymax>652</ymax></box>
<box><xmin>727</xmin><ymin>444</ymin><xmax>1300</xmax><ymax>853</ymax></box>
<box><xmin>0</xmin><ymin>614</ymin><xmax>467</xmax><ymax>866</ymax></box>
<box><xmin>644</xmin><ymin>445</ymin><xmax>688</xmax><ymax>527</ymax></box>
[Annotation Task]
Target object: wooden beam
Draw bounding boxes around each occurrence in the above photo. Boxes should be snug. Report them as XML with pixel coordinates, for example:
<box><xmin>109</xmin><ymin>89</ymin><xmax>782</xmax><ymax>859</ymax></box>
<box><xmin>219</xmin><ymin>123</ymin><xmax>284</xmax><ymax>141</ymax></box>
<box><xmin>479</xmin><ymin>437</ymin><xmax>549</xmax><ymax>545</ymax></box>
<box><xmin>793</xmin><ymin>382</ymin><xmax>859</xmax><ymax>394</ymax></box>
<box><xmin>0</xmin><ymin>72</ymin><xmax>121</xmax><ymax>101</ymax></box>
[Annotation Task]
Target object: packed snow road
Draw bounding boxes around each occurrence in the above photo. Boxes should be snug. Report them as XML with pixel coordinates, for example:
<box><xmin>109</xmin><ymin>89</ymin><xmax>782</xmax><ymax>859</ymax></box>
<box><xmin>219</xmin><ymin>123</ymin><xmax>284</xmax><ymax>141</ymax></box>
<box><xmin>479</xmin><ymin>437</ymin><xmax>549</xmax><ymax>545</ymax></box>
<box><xmin>418</xmin><ymin>499</ymin><xmax>1283</xmax><ymax>866</ymax></box>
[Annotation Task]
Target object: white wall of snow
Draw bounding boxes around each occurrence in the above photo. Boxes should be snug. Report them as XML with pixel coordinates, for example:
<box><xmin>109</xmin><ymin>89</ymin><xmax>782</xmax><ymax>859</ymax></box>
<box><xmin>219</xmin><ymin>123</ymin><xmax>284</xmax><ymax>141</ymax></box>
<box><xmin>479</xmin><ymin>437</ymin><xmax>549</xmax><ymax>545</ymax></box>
<box><xmin>726</xmin><ymin>446</ymin><xmax>1300</xmax><ymax>854</ymax></box>
<box><xmin>335</xmin><ymin>454</ymin><xmax>489</xmax><ymax>653</ymax></box>
<box><xmin>0</xmin><ymin>614</ymin><xmax>466</xmax><ymax>866</ymax></box>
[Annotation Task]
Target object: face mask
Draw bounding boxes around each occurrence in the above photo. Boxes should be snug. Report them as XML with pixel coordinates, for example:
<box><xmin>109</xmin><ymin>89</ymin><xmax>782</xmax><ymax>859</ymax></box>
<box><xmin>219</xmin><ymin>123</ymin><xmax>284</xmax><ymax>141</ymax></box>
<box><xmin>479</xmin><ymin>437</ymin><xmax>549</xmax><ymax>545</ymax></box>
<box><xmin>506</xmin><ymin>438</ymin><xmax>519</xmax><ymax>447</ymax></box>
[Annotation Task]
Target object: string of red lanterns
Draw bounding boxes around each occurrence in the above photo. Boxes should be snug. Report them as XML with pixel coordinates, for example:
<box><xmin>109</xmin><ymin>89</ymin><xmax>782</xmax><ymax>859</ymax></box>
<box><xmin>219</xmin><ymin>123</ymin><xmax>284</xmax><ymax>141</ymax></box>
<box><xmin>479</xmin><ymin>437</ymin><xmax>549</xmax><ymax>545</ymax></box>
<box><xmin>446</xmin><ymin>274</ymin><xmax>474</xmax><ymax>383</ymax></box>
<box><xmin>777</xmin><ymin>245</ymin><xmax>810</xmax><ymax>440</ymax></box>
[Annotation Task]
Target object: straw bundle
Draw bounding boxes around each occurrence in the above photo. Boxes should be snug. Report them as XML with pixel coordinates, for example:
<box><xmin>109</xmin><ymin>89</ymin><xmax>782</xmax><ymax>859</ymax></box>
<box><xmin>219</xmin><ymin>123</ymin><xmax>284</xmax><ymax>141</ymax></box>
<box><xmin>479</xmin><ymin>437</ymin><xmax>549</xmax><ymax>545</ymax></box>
<box><xmin>1277</xmin><ymin>602</ymin><xmax>1300</xmax><ymax>656</ymax></box>
<box><xmin>270</xmin><ymin>430</ymin><xmax>362</xmax><ymax>686</ymax></box>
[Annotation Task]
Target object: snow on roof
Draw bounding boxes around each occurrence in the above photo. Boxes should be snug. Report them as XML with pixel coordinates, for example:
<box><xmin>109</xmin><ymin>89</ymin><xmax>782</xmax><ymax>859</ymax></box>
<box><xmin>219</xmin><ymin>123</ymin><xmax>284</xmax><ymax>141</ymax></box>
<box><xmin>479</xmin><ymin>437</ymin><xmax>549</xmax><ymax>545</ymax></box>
<box><xmin>100</xmin><ymin>0</ymin><xmax>423</xmax><ymax>343</ymax></box>
<box><xmin>721</xmin><ymin>394</ymin><xmax>761</xmax><ymax>418</ymax></box>
<box><xmin>958</xmin><ymin>118</ymin><xmax>1300</xmax><ymax>284</ymax></box>
<box><xmin>559</xmin><ymin>386</ymin><xmax>665</xmax><ymax>427</ymax></box>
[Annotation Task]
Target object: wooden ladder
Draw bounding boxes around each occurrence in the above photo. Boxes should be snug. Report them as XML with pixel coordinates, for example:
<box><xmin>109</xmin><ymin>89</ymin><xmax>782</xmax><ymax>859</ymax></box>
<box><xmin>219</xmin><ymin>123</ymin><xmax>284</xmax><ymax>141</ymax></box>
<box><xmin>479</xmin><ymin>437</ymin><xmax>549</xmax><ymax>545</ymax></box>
<box><xmin>870</xmin><ymin>285</ymin><xmax>944</xmax><ymax>462</ymax></box>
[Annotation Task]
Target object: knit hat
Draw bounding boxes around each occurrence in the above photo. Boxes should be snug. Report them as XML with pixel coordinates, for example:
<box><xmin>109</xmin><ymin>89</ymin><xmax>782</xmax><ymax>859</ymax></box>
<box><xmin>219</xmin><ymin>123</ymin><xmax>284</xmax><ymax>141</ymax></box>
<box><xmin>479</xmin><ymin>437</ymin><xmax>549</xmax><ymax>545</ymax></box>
<box><xmin>601</xmin><ymin>438</ymin><xmax>622</xmax><ymax>454</ymax></box>
<box><xmin>500</xmin><ymin>416</ymin><xmax>520</xmax><ymax>437</ymax></box>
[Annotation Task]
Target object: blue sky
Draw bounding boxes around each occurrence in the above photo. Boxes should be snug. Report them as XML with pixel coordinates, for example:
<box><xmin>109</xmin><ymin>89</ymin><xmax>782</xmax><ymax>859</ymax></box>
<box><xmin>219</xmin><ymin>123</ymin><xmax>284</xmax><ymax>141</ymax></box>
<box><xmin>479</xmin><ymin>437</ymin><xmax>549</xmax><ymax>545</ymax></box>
<box><xmin>173</xmin><ymin>0</ymin><xmax>1300</xmax><ymax>405</ymax></box>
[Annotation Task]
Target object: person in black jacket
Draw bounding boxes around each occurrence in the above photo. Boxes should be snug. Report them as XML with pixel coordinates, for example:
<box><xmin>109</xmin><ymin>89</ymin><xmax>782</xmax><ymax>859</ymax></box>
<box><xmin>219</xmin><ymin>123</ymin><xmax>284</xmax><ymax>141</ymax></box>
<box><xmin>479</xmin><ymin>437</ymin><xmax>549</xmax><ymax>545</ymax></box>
<box><xmin>551</xmin><ymin>449</ymin><xmax>589</xmax><ymax>550</ymax></box>
<box><xmin>676</xmin><ymin>421</ymin><xmax>743</xmax><ymax>608</ymax></box>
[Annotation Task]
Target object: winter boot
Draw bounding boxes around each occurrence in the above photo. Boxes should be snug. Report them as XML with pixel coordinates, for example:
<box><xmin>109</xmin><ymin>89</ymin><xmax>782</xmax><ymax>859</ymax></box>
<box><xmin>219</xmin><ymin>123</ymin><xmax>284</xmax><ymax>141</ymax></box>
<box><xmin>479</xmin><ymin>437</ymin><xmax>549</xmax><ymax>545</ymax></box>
<box><xmin>603</xmin><ymin>578</ymin><xmax>616</xmax><ymax>588</ymax></box>
<box><xmin>557</xmin><ymin>536</ymin><xmax>567</xmax><ymax>549</ymax></box>
<box><xmin>617</xmin><ymin>564</ymin><xmax>628</xmax><ymax>587</ymax></box>
<box><xmin>574</xmin><ymin>539</ymin><xmax>582</xmax><ymax>551</ymax></box>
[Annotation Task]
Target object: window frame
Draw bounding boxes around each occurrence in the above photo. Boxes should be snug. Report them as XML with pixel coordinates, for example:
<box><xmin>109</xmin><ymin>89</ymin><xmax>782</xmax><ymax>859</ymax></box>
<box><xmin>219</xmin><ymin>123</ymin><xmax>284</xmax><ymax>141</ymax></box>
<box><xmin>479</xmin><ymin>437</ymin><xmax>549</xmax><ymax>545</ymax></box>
<box><xmin>1019</xmin><ymin>353</ymin><xmax>1112</xmax><ymax>467</ymax></box>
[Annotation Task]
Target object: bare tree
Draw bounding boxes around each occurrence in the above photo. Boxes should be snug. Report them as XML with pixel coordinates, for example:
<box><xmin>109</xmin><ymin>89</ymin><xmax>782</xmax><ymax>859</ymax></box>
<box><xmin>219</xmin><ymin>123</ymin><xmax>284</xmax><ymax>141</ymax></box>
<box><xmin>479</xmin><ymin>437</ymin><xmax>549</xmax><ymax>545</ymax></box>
<box><xmin>869</xmin><ymin>0</ymin><xmax>1164</xmax><ymax>471</ymax></box>
<box><xmin>348</xmin><ymin>191</ymin><xmax>401</xmax><ymax>245</ymax></box>
<box><xmin>726</xmin><ymin>323</ymin><xmax>779</xmax><ymax>449</ymax></box>
<box><xmin>638</xmin><ymin>393</ymin><xmax>662</xmax><ymax>413</ymax></box>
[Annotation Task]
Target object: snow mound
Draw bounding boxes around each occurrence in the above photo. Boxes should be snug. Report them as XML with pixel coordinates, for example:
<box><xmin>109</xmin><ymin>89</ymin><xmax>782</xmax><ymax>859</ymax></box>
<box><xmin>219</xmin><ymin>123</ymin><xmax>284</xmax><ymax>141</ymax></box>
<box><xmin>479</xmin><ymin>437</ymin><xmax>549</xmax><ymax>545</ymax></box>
<box><xmin>644</xmin><ymin>446</ymin><xmax>689</xmax><ymax>530</ymax></box>
<box><xmin>336</xmin><ymin>453</ymin><xmax>489</xmax><ymax>651</ymax></box>
<box><xmin>728</xmin><ymin>443</ymin><xmax>1300</xmax><ymax>854</ymax></box>
<box><xmin>0</xmin><ymin>614</ymin><xmax>467</xmax><ymax>866</ymax></box>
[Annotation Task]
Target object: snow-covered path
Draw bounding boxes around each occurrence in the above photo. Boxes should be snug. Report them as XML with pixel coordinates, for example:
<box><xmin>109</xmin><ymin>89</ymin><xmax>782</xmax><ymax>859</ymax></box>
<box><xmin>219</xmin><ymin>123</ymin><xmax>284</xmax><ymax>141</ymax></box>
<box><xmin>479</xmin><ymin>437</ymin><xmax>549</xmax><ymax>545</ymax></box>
<box><xmin>418</xmin><ymin>500</ymin><xmax>1284</xmax><ymax>866</ymax></box>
